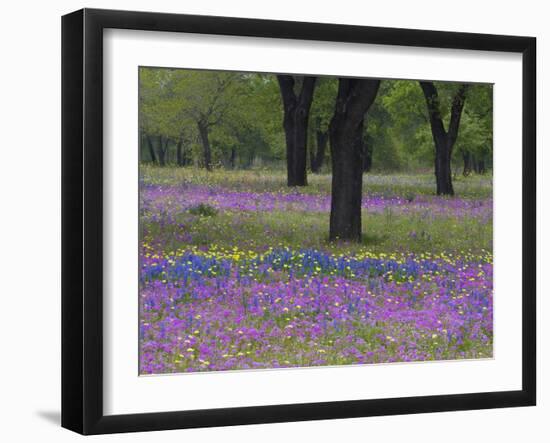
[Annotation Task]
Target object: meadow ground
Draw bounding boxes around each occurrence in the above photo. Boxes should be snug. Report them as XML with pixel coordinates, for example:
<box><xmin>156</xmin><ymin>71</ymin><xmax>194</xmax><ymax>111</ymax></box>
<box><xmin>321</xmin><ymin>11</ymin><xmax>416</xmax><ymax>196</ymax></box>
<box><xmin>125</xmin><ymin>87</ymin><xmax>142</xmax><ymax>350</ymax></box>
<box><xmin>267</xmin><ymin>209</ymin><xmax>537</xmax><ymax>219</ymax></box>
<box><xmin>139</xmin><ymin>166</ymin><xmax>493</xmax><ymax>374</ymax></box>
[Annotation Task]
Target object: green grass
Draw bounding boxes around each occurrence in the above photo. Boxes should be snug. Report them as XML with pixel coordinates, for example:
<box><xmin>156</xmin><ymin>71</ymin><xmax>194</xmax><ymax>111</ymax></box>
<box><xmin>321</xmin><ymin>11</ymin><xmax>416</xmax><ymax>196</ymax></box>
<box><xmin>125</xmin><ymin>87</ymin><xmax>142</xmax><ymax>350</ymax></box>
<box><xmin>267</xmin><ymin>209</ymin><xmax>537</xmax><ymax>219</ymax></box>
<box><xmin>140</xmin><ymin>165</ymin><xmax>493</xmax><ymax>200</ymax></box>
<box><xmin>141</xmin><ymin>166</ymin><xmax>492</xmax><ymax>256</ymax></box>
<box><xmin>144</xmin><ymin>207</ymin><xmax>491</xmax><ymax>255</ymax></box>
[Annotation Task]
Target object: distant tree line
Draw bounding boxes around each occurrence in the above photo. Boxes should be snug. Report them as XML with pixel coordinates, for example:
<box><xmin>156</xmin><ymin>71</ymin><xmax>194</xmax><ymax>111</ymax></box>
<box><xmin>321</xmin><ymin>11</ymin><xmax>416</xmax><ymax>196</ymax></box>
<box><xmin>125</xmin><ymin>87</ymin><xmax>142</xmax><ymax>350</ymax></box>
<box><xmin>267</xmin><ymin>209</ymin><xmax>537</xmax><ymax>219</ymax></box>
<box><xmin>140</xmin><ymin>67</ymin><xmax>493</xmax><ymax>241</ymax></box>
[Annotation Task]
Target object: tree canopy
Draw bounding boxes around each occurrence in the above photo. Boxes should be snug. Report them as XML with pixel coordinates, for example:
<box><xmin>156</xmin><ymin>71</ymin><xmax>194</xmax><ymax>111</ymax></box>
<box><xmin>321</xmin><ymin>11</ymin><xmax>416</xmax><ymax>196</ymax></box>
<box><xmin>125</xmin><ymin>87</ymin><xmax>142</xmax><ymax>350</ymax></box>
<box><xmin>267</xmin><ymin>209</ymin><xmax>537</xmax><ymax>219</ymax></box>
<box><xmin>139</xmin><ymin>67</ymin><xmax>492</xmax><ymax>180</ymax></box>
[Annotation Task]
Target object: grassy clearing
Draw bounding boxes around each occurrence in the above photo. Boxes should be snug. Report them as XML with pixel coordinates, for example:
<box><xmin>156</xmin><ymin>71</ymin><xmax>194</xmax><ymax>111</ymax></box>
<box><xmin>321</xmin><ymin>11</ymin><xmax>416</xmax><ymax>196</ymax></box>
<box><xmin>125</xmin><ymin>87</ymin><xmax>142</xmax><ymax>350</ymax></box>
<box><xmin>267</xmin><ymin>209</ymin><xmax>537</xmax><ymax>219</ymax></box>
<box><xmin>140</xmin><ymin>165</ymin><xmax>493</xmax><ymax>200</ymax></box>
<box><xmin>144</xmin><ymin>207</ymin><xmax>491</xmax><ymax>256</ymax></box>
<box><xmin>141</xmin><ymin>167</ymin><xmax>492</xmax><ymax>256</ymax></box>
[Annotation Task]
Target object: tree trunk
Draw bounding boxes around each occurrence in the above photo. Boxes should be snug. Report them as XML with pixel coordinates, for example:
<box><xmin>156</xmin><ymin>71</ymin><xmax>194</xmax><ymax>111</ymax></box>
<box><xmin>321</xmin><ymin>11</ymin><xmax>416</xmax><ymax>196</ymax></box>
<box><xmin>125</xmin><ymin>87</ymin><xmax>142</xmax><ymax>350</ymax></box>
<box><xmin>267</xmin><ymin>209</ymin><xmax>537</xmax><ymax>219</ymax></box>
<box><xmin>146</xmin><ymin>135</ymin><xmax>157</xmax><ymax>164</ymax></box>
<box><xmin>420</xmin><ymin>81</ymin><xmax>468</xmax><ymax>196</ymax></box>
<box><xmin>362</xmin><ymin>132</ymin><xmax>373</xmax><ymax>172</ymax></box>
<box><xmin>281</xmin><ymin>107</ymin><xmax>296</xmax><ymax>183</ymax></box>
<box><xmin>434</xmin><ymin>136</ymin><xmax>453</xmax><ymax>195</ymax></box>
<box><xmin>277</xmin><ymin>75</ymin><xmax>316</xmax><ymax>186</ymax></box>
<box><xmin>198</xmin><ymin>121</ymin><xmax>212</xmax><ymax>171</ymax></box>
<box><xmin>478</xmin><ymin>159</ymin><xmax>486</xmax><ymax>174</ymax></box>
<box><xmin>229</xmin><ymin>147</ymin><xmax>236</xmax><ymax>169</ymax></box>
<box><xmin>309</xmin><ymin>137</ymin><xmax>316</xmax><ymax>172</ymax></box>
<box><xmin>176</xmin><ymin>139</ymin><xmax>184</xmax><ymax>166</ymax></box>
<box><xmin>157</xmin><ymin>136</ymin><xmax>167</xmax><ymax>167</ymax></box>
<box><xmin>329</xmin><ymin>79</ymin><xmax>380</xmax><ymax>242</ymax></box>
<box><xmin>462</xmin><ymin>150</ymin><xmax>472</xmax><ymax>176</ymax></box>
<box><xmin>311</xmin><ymin>129</ymin><xmax>328</xmax><ymax>173</ymax></box>
<box><xmin>330</xmin><ymin>119</ymin><xmax>364</xmax><ymax>241</ymax></box>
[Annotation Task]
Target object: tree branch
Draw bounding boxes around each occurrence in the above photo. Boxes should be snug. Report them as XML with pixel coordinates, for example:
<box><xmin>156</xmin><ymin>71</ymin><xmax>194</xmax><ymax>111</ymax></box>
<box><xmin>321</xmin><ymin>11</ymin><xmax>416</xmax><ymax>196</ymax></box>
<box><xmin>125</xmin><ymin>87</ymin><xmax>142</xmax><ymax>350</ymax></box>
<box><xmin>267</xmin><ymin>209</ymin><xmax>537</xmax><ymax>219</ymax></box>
<box><xmin>448</xmin><ymin>84</ymin><xmax>469</xmax><ymax>145</ymax></box>
<box><xmin>298</xmin><ymin>76</ymin><xmax>317</xmax><ymax>107</ymax></box>
<box><xmin>277</xmin><ymin>75</ymin><xmax>297</xmax><ymax>110</ymax></box>
<box><xmin>332</xmin><ymin>79</ymin><xmax>380</xmax><ymax>134</ymax></box>
<box><xmin>419</xmin><ymin>81</ymin><xmax>447</xmax><ymax>141</ymax></box>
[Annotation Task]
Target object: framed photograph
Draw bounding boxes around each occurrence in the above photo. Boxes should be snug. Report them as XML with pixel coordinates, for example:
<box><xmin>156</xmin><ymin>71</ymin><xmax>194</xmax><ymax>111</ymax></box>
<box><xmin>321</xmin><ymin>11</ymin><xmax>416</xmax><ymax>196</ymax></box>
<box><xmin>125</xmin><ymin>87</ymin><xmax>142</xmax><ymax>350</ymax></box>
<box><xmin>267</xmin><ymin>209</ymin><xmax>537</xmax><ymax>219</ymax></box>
<box><xmin>62</xmin><ymin>8</ymin><xmax>536</xmax><ymax>435</ymax></box>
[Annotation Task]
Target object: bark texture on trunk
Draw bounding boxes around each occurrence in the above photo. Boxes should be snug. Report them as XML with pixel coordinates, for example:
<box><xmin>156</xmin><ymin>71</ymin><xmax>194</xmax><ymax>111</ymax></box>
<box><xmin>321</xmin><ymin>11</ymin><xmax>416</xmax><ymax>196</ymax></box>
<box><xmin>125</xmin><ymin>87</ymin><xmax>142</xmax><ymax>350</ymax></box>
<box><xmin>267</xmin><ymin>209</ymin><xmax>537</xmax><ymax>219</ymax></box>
<box><xmin>420</xmin><ymin>81</ymin><xmax>469</xmax><ymax>196</ymax></box>
<box><xmin>277</xmin><ymin>75</ymin><xmax>316</xmax><ymax>186</ymax></box>
<box><xmin>329</xmin><ymin>79</ymin><xmax>380</xmax><ymax>242</ymax></box>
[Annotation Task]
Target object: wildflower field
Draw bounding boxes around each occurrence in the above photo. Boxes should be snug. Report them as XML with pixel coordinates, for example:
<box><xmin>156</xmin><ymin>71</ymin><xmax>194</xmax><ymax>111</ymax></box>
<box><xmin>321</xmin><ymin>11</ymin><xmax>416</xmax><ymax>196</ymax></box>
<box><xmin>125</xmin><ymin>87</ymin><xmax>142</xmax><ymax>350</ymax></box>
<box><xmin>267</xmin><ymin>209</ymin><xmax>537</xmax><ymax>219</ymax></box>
<box><xmin>139</xmin><ymin>167</ymin><xmax>493</xmax><ymax>374</ymax></box>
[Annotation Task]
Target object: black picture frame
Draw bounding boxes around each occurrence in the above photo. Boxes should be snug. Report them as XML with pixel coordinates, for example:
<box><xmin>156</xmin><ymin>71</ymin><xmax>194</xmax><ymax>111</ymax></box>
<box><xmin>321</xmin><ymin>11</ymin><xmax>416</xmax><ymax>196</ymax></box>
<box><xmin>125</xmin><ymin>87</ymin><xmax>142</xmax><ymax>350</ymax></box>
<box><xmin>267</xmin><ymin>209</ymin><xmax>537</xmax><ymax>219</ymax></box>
<box><xmin>62</xmin><ymin>8</ymin><xmax>536</xmax><ymax>435</ymax></box>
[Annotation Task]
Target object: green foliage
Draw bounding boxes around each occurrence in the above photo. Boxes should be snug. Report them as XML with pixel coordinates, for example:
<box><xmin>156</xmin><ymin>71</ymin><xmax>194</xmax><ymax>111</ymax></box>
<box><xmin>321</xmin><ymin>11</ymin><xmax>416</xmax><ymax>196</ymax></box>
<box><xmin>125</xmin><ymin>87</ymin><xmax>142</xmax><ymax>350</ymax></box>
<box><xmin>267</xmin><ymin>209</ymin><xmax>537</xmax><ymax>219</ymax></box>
<box><xmin>310</xmin><ymin>77</ymin><xmax>338</xmax><ymax>133</ymax></box>
<box><xmin>455</xmin><ymin>84</ymin><xmax>493</xmax><ymax>169</ymax></box>
<box><xmin>378</xmin><ymin>81</ymin><xmax>426</xmax><ymax>167</ymax></box>
<box><xmin>139</xmin><ymin>67</ymin><xmax>493</xmax><ymax>177</ymax></box>
<box><xmin>188</xmin><ymin>203</ymin><xmax>218</xmax><ymax>217</ymax></box>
